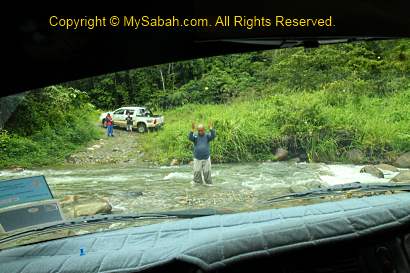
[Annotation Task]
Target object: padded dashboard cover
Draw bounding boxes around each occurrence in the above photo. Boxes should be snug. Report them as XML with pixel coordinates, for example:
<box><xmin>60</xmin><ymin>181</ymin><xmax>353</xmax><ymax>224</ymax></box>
<box><xmin>1</xmin><ymin>192</ymin><xmax>410</xmax><ymax>273</ymax></box>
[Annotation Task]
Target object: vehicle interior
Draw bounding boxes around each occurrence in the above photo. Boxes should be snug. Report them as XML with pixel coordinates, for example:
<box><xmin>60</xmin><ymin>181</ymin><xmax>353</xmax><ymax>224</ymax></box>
<box><xmin>1</xmin><ymin>4</ymin><xmax>410</xmax><ymax>273</ymax></box>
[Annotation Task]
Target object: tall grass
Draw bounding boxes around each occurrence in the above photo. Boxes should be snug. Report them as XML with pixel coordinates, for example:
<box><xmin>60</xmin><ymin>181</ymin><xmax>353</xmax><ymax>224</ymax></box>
<box><xmin>141</xmin><ymin>88</ymin><xmax>410</xmax><ymax>164</ymax></box>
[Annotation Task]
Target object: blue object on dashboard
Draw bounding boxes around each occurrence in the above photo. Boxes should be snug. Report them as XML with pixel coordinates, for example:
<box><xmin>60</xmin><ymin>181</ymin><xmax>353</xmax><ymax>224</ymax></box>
<box><xmin>1</xmin><ymin>193</ymin><xmax>410</xmax><ymax>273</ymax></box>
<box><xmin>0</xmin><ymin>176</ymin><xmax>53</xmax><ymax>209</ymax></box>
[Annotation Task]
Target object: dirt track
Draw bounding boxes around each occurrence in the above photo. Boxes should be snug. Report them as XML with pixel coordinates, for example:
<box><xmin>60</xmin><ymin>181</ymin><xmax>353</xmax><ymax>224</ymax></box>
<box><xmin>65</xmin><ymin>126</ymin><xmax>147</xmax><ymax>165</ymax></box>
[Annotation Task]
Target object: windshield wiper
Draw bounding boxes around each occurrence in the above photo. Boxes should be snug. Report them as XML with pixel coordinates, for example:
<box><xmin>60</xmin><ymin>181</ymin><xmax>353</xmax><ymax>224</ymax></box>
<box><xmin>0</xmin><ymin>208</ymin><xmax>225</xmax><ymax>245</ymax></box>
<box><xmin>266</xmin><ymin>182</ymin><xmax>410</xmax><ymax>203</ymax></box>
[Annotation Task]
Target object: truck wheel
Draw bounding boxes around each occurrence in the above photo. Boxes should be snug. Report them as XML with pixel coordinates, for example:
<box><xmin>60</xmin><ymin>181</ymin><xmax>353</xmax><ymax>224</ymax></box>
<box><xmin>137</xmin><ymin>123</ymin><xmax>147</xmax><ymax>133</ymax></box>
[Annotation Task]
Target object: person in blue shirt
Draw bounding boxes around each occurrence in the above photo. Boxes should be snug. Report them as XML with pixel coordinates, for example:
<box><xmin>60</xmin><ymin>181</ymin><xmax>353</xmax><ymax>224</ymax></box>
<box><xmin>188</xmin><ymin>122</ymin><xmax>216</xmax><ymax>185</ymax></box>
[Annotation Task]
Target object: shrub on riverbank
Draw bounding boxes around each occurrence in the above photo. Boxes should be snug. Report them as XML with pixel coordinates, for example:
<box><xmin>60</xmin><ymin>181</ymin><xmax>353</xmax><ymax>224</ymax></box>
<box><xmin>140</xmin><ymin>88</ymin><xmax>410</xmax><ymax>165</ymax></box>
<box><xmin>0</xmin><ymin>86</ymin><xmax>100</xmax><ymax>168</ymax></box>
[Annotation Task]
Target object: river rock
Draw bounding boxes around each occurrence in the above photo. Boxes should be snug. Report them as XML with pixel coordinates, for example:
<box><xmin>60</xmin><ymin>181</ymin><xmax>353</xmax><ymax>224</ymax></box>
<box><xmin>360</xmin><ymin>165</ymin><xmax>384</xmax><ymax>178</ymax></box>
<box><xmin>289</xmin><ymin>157</ymin><xmax>301</xmax><ymax>163</ymax></box>
<box><xmin>113</xmin><ymin>147</ymin><xmax>120</xmax><ymax>152</ymax></box>
<box><xmin>290</xmin><ymin>185</ymin><xmax>308</xmax><ymax>193</ymax></box>
<box><xmin>394</xmin><ymin>152</ymin><xmax>410</xmax><ymax>168</ymax></box>
<box><xmin>66</xmin><ymin>155</ymin><xmax>77</xmax><ymax>163</ymax></box>
<box><xmin>375</xmin><ymin>164</ymin><xmax>399</xmax><ymax>172</ymax></box>
<box><xmin>391</xmin><ymin>171</ymin><xmax>410</xmax><ymax>183</ymax></box>
<box><xmin>59</xmin><ymin>195</ymin><xmax>80</xmax><ymax>207</ymax></box>
<box><xmin>61</xmin><ymin>195</ymin><xmax>80</xmax><ymax>203</ymax></box>
<box><xmin>74</xmin><ymin>199</ymin><xmax>112</xmax><ymax>217</ymax></box>
<box><xmin>298</xmin><ymin>153</ymin><xmax>308</xmax><ymax>162</ymax></box>
<box><xmin>9</xmin><ymin>167</ymin><xmax>24</xmax><ymax>172</ymax></box>
<box><xmin>304</xmin><ymin>180</ymin><xmax>323</xmax><ymax>189</ymax></box>
<box><xmin>87</xmin><ymin>147</ymin><xmax>94</xmax><ymax>151</ymax></box>
<box><xmin>344</xmin><ymin>149</ymin><xmax>364</xmax><ymax>164</ymax></box>
<box><xmin>275</xmin><ymin>148</ymin><xmax>288</xmax><ymax>161</ymax></box>
<box><xmin>125</xmin><ymin>191</ymin><xmax>143</xmax><ymax>197</ymax></box>
<box><xmin>170</xmin><ymin>159</ymin><xmax>179</xmax><ymax>166</ymax></box>
<box><xmin>92</xmin><ymin>144</ymin><xmax>102</xmax><ymax>149</ymax></box>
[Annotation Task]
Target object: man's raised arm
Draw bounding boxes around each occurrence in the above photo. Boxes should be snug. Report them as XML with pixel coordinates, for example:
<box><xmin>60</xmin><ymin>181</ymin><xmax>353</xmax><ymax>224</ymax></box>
<box><xmin>188</xmin><ymin>122</ymin><xmax>196</xmax><ymax>142</ymax></box>
<box><xmin>207</xmin><ymin>122</ymin><xmax>216</xmax><ymax>141</ymax></box>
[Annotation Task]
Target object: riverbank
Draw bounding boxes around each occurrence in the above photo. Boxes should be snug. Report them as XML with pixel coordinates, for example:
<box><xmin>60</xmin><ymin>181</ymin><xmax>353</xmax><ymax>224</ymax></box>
<box><xmin>2</xmin><ymin>89</ymin><xmax>409</xmax><ymax>172</ymax></box>
<box><xmin>139</xmin><ymin>89</ymin><xmax>410</xmax><ymax>166</ymax></box>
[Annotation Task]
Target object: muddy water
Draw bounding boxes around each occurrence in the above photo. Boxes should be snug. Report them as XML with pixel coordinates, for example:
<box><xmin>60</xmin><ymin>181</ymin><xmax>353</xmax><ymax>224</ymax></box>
<box><xmin>0</xmin><ymin>161</ymin><xmax>397</xmax><ymax>215</ymax></box>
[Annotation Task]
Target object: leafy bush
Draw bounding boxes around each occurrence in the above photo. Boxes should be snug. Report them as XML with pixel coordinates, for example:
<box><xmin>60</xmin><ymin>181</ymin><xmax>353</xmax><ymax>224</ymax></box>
<box><xmin>1</xmin><ymin>86</ymin><xmax>100</xmax><ymax>168</ymax></box>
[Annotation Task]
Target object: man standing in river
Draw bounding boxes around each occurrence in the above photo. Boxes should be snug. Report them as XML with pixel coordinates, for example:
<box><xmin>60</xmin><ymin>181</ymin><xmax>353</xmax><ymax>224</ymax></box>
<box><xmin>188</xmin><ymin>122</ymin><xmax>216</xmax><ymax>185</ymax></box>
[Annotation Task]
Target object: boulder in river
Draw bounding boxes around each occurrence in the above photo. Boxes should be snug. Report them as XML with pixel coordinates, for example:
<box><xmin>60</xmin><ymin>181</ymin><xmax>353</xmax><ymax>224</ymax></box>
<box><xmin>375</xmin><ymin>164</ymin><xmax>399</xmax><ymax>173</ymax></box>
<box><xmin>289</xmin><ymin>157</ymin><xmax>301</xmax><ymax>163</ymax></box>
<box><xmin>344</xmin><ymin>149</ymin><xmax>364</xmax><ymax>164</ymax></box>
<box><xmin>9</xmin><ymin>166</ymin><xmax>24</xmax><ymax>173</ymax></box>
<box><xmin>275</xmin><ymin>148</ymin><xmax>288</xmax><ymax>161</ymax></box>
<box><xmin>298</xmin><ymin>153</ymin><xmax>308</xmax><ymax>162</ymax></box>
<box><xmin>391</xmin><ymin>171</ymin><xmax>410</xmax><ymax>183</ymax></box>
<box><xmin>74</xmin><ymin>199</ymin><xmax>112</xmax><ymax>217</ymax></box>
<box><xmin>290</xmin><ymin>185</ymin><xmax>308</xmax><ymax>193</ymax></box>
<box><xmin>170</xmin><ymin>159</ymin><xmax>180</xmax><ymax>166</ymax></box>
<box><xmin>61</xmin><ymin>195</ymin><xmax>80</xmax><ymax>204</ymax></box>
<box><xmin>360</xmin><ymin>165</ymin><xmax>384</xmax><ymax>178</ymax></box>
<box><xmin>393</xmin><ymin>152</ymin><xmax>410</xmax><ymax>168</ymax></box>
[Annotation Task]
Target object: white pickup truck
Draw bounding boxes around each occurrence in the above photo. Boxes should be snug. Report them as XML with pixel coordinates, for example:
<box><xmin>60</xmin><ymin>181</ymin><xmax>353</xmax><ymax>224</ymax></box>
<box><xmin>100</xmin><ymin>106</ymin><xmax>164</xmax><ymax>133</ymax></box>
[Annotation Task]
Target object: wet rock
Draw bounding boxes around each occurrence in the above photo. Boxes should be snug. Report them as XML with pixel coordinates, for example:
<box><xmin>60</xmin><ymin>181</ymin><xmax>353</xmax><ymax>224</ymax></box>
<box><xmin>290</xmin><ymin>185</ymin><xmax>308</xmax><ymax>193</ymax></box>
<box><xmin>344</xmin><ymin>149</ymin><xmax>364</xmax><ymax>164</ymax></box>
<box><xmin>9</xmin><ymin>167</ymin><xmax>24</xmax><ymax>172</ymax></box>
<box><xmin>304</xmin><ymin>180</ymin><xmax>323</xmax><ymax>189</ymax></box>
<box><xmin>394</xmin><ymin>152</ymin><xmax>410</xmax><ymax>168</ymax></box>
<box><xmin>299</xmin><ymin>153</ymin><xmax>308</xmax><ymax>162</ymax></box>
<box><xmin>289</xmin><ymin>157</ymin><xmax>300</xmax><ymax>163</ymax></box>
<box><xmin>60</xmin><ymin>195</ymin><xmax>80</xmax><ymax>207</ymax></box>
<box><xmin>125</xmin><ymin>191</ymin><xmax>143</xmax><ymax>197</ymax></box>
<box><xmin>170</xmin><ymin>159</ymin><xmax>179</xmax><ymax>166</ymax></box>
<box><xmin>62</xmin><ymin>195</ymin><xmax>80</xmax><ymax>203</ymax></box>
<box><xmin>391</xmin><ymin>171</ymin><xmax>410</xmax><ymax>183</ymax></box>
<box><xmin>74</xmin><ymin>199</ymin><xmax>112</xmax><ymax>217</ymax></box>
<box><xmin>375</xmin><ymin>164</ymin><xmax>399</xmax><ymax>173</ymax></box>
<box><xmin>360</xmin><ymin>165</ymin><xmax>384</xmax><ymax>178</ymax></box>
<box><xmin>275</xmin><ymin>148</ymin><xmax>288</xmax><ymax>161</ymax></box>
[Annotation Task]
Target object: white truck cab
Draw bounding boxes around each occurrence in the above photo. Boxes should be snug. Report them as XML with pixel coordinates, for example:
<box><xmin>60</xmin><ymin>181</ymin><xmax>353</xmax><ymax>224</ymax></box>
<box><xmin>100</xmin><ymin>107</ymin><xmax>164</xmax><ymax>133</ymax></box>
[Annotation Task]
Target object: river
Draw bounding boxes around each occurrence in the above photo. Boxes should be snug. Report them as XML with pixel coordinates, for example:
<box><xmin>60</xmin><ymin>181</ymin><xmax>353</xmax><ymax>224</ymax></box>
<box><xmin>0</xmin><ymin>161</ymin><xmax>398</xmax><ymax>215</ymax></box>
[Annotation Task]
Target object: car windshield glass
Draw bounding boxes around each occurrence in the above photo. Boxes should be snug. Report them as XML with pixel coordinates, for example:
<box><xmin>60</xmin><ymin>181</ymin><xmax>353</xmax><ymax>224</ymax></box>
<box><xmin>1</xmin><ymin>38</ymin><xmax>409</xmax><ymax>250</ymax></box>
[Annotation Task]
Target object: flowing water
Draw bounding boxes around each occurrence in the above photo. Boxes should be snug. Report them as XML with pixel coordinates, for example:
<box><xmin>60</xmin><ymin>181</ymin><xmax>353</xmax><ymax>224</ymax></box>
<box><xmin>0</xmin><ymin>161</ymin><xmax>398</xmax><ymax>215</ymax></box>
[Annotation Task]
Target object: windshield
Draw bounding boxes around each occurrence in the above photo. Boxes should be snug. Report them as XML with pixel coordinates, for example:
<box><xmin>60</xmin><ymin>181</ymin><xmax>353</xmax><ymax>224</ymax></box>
<box><xmin>1</xmin><ymin>39</ymin><xmax>409</xmax><ymax>250</ymax></box>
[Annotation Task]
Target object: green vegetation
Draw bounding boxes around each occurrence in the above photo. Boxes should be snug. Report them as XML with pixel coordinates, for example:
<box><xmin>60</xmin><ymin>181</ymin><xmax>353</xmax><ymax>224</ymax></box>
<box><xmin>0</xmin><ymin>86</ymin><xmax>100</xmax><ymax>168</ymax></box>
<box><xmin>140</xmin><ymin>89</ymin><xmax>410</xmax><ymax>164</ymax></box>
<box><xmin>1</xmin><ymin>39</ymin><xmax>409</xmax><ymax>168</ymax></box>
<box><xmin>136</xmin><ymin>39</ymin><xmax>410</xmax><ymax>164</ymax></box>
<box><xmin>67</xmin><ymin>39</ymin><xmax>409</xmax><ymax>110</ymax></box>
